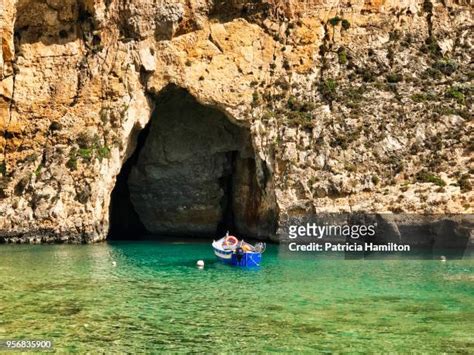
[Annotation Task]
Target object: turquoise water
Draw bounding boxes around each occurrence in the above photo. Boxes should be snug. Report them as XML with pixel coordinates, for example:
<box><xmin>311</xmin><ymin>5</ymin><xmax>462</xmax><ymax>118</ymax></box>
<box><xmin>0</xmin><ymin>242</ymin><xmax>473</xmax><ymax>352</ymax></box>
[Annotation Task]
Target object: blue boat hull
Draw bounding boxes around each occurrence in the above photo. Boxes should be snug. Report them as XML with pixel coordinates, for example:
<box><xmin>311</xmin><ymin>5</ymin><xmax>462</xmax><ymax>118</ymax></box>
<box><xmin>213</xmin><ymin>248</ymin><xmax>262</xmax><ymax>267</ymax></box>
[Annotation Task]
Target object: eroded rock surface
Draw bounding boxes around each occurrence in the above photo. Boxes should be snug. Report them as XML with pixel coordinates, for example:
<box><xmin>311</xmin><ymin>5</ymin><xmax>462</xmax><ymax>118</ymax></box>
<box><xmin>0</xmin><ymin>0</ymin><xmax>472</xmax><ymax>242</ymax></box>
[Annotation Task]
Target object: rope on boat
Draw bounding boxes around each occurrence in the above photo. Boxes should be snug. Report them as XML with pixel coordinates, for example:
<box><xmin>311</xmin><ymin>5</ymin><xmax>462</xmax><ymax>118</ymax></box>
<box><xmin>247</xmin><ymin>253</ymin><xmax>260</xmax><ymax>267</ymax></box>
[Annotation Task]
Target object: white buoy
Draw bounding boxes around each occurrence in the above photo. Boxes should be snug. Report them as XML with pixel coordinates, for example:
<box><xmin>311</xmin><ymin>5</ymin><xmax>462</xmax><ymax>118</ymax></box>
<box><xmin>112</xmin><ymin>261</ymin><xmax>117</xmax><ymax>267</ymax></box>
<box><xmin>196</xmin><ymin>260</ymin><xmax>205</xmax><ymax>268</ymax></box>
<box><xmin>440</xmin><ymin>256</ymin><xmax>447</xmax><ymax>262</ymax></box>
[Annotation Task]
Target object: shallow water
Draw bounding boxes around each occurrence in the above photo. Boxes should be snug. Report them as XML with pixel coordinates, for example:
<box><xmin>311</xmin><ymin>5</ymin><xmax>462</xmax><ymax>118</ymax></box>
<box><xmin>0</xmin><ymin>242</ymin><xmax>473</xmax><ymax>352</ymax></box>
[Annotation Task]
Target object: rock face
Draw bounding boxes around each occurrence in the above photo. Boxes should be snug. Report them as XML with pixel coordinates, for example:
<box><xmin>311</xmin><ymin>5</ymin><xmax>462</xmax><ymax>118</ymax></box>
<box><xmin>0</xmin><ymin>0</ymin><xmax>473</xmax><ymax>243</ymax></box>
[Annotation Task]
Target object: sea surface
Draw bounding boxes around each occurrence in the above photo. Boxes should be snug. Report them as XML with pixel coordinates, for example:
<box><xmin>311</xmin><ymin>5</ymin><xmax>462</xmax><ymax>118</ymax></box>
<box><xmin>0</xmin><ymin>241</ymin><xmax>473</xmax><ymax>352</ymax></box>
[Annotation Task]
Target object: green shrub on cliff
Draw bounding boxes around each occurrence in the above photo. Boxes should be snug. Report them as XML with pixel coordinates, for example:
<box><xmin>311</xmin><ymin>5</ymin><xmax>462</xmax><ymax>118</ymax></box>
<box><xmin>411</xmin><ymin>92</ymin><xmax>435</xmax><ymax>102</ymax></box>
<box><xmin>78</xmin><ymin>148</ymin><xmax>93</xmax><ymax>161</ymax></box>
<box><xmin>34</xmin><ymin>164</ymin><xmax>43</xmax><ymax>177</ymax></box>
<box><xmin>286</xmin><ymin>111</ymin><xmax>313</xmax><ymax>129</ymax></box>
<box><xmin>252</xmin><ymin>91</ymin><xmax>260</xmax><ymax>107</ymax></box>
<box><xmin>422</xmin><ymin>67</ymin><xmax>443</xmax><ymax>80</ymax></box>
<box><xmin>96</xmin><ymin>145</ymin><xmax>111</xmax><ymax>162</ymax></box>
<box><xmin>445</xmin><ymin>87</ymin><xmax>465</xmax><ymax>104</ymax></box>
<box><xmin>66</xmin><ymin>151</ymin><xmax>78</xmax><ymax>171</ymax></box>
<box><xmin>361</xmin><ymin>69</ymin><xmax>376</xmax><ymax>82</ymax></box>
<box><xmin>341</xmin><ymin>19</ymin><xmax>351</xmax><ymax>30</ymax></box>
<box><xmin>287</xmin><ymin>96</ymin><xmax>299</xmax><ymax>111</ymax></box>
<box><xmin>319</xmin><ymin>79</ymin><xmax>337</xmax><ymax>102</ymax></box>
<box><xmin>423</xmin><ymin>0</ymin><xmax>433</xmax><ymax>12</ymax></box>
<box><xmin>338</xmin><ymin>48</ymin><xmax>348</xmax><ymax>65</ymax></box>
<box><xmin>67</xmin><ymin>132</ymin><xmax>112</xmax><ymax>169</ymax></box>
<box><xmin>416</xmin><ymin>170</ymin><xmax>446</xmax><ymax>187</ymax></box>
<box><xmin>343</xmin><ymin>86</ymin><xmax>365</xmax><ymax>102</ymax></box>
<box><xmin>344</xmin><ymin>163</ymin><xmax>357</xmax><ymax>173</ymax></box>
<box><xmin>328</xmin><ymin>16</ymin><xmax>342</xmax><ymax>26</ymax></box>
<box><xmin>282</xmin><ymin>95</ymin><xmax>316</xmax><ymax>128</ymax></box>
<box><xmin>261</xmin><ymin>111</ymin><xmax>276</xmax><ymax>122</ymax></box>
<box><xmin>328</xmin><ymin>16</ymin><xmax>350</xmax><ymax>30</ymax></box>
<box><xmin>433</xmin><ymin>59</ymin><xmax>457</xmax><ymax>76</ymax></box>
<box><xmin>330</xmin><ymin>129</ymin><xmax>361</xmax><ymax>149</ymax></box>
<box><xmin>49</xmin><ymin>121</ymin><xmax>62</xmax><ymax>132</ymax></box>
<box><xmin>389</xmin><ymin>30</ymin><xmax>401</xmax><ymax>41</ymax></box>
<box><xmin>386</xmin><ymin>72</ymin><xmax>403</xmax><ymax>83</ymax></box>
<box><xmin>287</xmin><ymin>96</ymin><xmax>315</xmax><ymax>112</ymax></box>
<box><xmin>422</xmin><ymin>36</ymin><xmax>442</xmax><ymax>57</ymax></box>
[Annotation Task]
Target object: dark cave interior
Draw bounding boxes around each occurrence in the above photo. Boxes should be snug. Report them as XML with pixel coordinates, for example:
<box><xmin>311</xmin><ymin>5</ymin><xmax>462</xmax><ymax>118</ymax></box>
<box><xmin>108</xmin><ymin>86</ymin><xmax>274</xmax><ymax>240</ymax></box>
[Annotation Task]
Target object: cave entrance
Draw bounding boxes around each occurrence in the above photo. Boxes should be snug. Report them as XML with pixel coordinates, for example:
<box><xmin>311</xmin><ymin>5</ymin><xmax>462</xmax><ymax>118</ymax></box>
<box><xmin>108</xmin><ymin>86</ymin><xmax>276</xmax><ymax>240</ymax></box>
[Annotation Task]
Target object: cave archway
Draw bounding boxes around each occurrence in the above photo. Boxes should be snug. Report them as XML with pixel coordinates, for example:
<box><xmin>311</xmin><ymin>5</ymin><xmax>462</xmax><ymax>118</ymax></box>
<box><xmin>108</xmin><ymin>86</ymin><xmax>276</xmax><ymax>240</ymax></box>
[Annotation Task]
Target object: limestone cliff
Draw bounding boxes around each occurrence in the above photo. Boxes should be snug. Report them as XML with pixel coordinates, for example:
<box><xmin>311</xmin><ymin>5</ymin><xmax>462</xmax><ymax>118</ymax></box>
<box><xmin>0</xmin><ymin>0</ymin><xmax>472</xmax><ymax>243</ymax></box>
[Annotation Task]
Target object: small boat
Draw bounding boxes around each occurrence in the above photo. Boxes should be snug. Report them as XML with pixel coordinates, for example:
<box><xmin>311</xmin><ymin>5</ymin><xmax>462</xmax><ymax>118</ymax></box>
<box><xmin>212</xmin><ymin>232</ymin><xmax>266</xmax><ymax>267</ymax></box>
